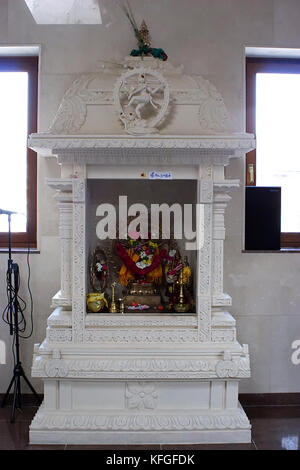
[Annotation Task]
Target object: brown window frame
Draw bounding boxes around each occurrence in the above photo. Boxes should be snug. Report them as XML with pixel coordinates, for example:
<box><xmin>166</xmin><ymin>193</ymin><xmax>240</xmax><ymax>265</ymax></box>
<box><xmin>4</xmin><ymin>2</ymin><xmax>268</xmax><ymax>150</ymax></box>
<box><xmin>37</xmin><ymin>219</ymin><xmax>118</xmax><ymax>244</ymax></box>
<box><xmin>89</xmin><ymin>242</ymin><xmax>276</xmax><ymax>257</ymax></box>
<box><xmin>0</xmin><ymin>56</ymin><xmax>38</xmax><ymax>249</ymax></box>
<box><xmin>246</xmin><ymin>57</ymin><xmax>300</xmax><ymax>248</ymax></box>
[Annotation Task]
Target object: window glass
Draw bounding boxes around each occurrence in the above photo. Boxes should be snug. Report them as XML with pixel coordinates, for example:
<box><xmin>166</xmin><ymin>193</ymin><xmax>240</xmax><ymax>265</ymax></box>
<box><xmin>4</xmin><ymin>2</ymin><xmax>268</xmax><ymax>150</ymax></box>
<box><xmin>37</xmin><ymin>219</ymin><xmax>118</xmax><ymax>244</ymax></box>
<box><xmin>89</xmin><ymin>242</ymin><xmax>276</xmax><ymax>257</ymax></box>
<box><xmin>0</xmin><ymin>72</ymin><xmax>28</xmax><ymax>232</ymax></box>
<box><xmin>256</xmin><ymin>73</ymin><xmax>300</xmax><ymax>232</ymax></box>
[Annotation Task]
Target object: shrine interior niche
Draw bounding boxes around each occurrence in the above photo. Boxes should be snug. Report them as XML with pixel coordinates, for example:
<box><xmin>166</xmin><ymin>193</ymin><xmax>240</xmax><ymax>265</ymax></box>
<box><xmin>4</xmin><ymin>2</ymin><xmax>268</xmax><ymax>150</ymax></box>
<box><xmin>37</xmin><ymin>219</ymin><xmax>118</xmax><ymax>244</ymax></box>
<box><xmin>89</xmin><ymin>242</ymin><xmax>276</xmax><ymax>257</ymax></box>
<box><xmin>86</xmin><ymin>179</ymin><xmax>197</xmax><ymax>316</ymax></box>
<box><xmin>28</xmin><ymin>52</ymin><xmax>255</xmax><ymax>445</ymax></box>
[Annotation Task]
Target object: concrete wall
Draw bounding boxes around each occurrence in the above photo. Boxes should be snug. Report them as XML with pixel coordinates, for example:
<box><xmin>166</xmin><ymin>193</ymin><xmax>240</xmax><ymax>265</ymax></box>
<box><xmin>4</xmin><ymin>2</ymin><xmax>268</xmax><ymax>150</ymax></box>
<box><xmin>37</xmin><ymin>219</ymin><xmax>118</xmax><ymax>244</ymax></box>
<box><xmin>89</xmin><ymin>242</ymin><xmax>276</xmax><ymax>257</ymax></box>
<box><xmin>0</xmin><ymin>0</ymin><xmax>299</xmax><ymax>393</ymax></box>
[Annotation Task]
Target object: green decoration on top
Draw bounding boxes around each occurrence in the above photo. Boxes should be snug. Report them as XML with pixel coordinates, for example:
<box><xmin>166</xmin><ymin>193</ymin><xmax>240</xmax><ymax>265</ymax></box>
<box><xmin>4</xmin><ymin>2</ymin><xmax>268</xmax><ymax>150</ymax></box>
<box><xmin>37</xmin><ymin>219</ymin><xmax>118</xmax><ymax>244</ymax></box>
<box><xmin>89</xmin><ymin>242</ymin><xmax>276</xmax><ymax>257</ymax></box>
<box><xmin>121</xmin><ymin>1</ymin><xmax>168</xmax><ymax>61</ymax></box>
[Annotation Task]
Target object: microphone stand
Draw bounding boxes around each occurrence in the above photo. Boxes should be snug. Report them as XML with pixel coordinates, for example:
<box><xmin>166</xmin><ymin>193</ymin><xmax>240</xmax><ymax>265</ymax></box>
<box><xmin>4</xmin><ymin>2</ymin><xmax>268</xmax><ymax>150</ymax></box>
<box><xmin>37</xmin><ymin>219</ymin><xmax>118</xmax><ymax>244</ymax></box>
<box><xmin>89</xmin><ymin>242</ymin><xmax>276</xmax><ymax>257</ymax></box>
<box><xmin>1</xmin><ymin>213</ymin><xmax>40</xmax><ymax>423</ymax></box>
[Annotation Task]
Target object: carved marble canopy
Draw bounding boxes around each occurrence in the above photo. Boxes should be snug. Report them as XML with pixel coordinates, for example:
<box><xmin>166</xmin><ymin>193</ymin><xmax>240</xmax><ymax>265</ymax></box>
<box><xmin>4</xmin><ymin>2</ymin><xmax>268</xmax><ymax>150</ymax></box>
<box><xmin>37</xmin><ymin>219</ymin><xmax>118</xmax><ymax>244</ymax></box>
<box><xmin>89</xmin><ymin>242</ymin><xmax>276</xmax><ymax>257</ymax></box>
<box><xmin>29</xmin><ymin>56</ymin><xmax>254</xmax><ymax>161</ymax></box>
<box><xmin>47</xmin><ymin>56</ymin><xmax>232</xmax><ymax>136</ymax></box>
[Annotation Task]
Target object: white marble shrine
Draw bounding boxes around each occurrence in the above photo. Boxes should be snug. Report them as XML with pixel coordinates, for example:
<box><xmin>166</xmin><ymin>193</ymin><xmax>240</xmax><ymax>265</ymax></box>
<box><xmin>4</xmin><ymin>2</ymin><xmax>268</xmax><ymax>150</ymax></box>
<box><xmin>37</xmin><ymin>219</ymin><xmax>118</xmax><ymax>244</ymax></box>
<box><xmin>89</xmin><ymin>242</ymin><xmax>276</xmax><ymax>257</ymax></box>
<box><xmin>28</xmin><ymin>57</ymin><xmax>255</xmax><ymax>444</ymax></box>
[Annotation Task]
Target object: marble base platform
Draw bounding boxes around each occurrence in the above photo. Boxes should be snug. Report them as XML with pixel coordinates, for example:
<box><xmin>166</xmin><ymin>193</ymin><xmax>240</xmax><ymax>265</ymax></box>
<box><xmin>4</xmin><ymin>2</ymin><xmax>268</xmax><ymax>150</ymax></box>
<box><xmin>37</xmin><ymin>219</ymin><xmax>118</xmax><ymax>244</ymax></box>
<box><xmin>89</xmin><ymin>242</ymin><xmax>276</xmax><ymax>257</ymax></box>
<box><xmin>30</xmin><ymin>416</ymin><xmax>250</xmax><ymax>445</ymax></box>
<box><xmin>30</xmin><ymin>401</ymin><xmax>251</xmax><ymax>445</ymax></box>
<box><xmin>30</xmin><ymin>343</ymin><xmax>251</xmax><ymax>445</ymax></box>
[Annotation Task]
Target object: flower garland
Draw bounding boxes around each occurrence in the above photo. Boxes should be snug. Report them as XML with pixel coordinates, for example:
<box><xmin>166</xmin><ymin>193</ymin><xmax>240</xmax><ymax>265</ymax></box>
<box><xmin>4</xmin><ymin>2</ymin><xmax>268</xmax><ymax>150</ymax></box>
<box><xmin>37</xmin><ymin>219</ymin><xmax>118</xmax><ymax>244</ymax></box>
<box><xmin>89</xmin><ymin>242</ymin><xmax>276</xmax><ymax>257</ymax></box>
<box><xmin>116</xmin><ymin>242</ymin><xmax>167</xmax><ymax>277</ymax></box>
<box><xmin>129</xmin><ymin>238</ymin><xmax>158</xmax><ymax>268</ymax></box>
<box><xmin>130</xmin><ymin>45</ymin><xmax>168</xmax><ymax>61</ymax></box>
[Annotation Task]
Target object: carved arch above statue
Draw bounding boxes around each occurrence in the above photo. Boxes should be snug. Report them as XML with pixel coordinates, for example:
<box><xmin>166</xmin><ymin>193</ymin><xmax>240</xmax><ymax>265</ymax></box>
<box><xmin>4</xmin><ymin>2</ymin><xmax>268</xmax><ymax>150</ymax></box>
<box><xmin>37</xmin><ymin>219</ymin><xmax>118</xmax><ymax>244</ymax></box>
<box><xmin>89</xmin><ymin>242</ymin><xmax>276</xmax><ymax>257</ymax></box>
<box><xmin>47</xmin><ymin>57</ymin><xmax>232</xmax><ymax>135</ymax></box>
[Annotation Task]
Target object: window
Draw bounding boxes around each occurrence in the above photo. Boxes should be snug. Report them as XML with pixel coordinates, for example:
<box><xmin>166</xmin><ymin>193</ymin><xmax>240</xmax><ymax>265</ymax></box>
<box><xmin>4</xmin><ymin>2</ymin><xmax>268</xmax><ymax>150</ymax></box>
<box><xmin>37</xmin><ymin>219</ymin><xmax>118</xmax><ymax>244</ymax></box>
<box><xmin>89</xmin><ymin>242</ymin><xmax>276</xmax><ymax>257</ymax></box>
<box><xmin>246</xmin><ymin>57</ymin><xmax>300</xmax><ymax>248</ymax></box>
<box><xmin>0</xmin><ymin>56</ymin><xmax>38</xmax><ymax>248</ymax></box>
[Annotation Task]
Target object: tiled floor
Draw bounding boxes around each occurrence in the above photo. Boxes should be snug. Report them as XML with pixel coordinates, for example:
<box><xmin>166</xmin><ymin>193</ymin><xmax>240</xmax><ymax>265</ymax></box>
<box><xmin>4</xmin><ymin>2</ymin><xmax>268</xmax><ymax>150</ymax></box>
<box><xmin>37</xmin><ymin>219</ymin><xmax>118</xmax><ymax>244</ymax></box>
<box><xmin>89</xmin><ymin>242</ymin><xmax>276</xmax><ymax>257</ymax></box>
<box><xmin>0</xmin><ymin>405</ymin><xmax>300</xmax><ymax>450</ymax></box>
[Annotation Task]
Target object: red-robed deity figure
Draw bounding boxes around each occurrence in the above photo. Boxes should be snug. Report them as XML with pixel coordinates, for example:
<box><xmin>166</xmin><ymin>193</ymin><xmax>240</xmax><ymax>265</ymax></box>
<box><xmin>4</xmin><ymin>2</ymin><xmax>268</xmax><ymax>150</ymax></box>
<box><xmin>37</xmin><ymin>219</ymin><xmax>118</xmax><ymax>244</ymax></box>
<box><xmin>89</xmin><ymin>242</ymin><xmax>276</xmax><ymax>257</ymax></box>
<box><xmin>116</xmin><ymin>232</ymin><xmax>167</xmax><ymax>286</ymax></box>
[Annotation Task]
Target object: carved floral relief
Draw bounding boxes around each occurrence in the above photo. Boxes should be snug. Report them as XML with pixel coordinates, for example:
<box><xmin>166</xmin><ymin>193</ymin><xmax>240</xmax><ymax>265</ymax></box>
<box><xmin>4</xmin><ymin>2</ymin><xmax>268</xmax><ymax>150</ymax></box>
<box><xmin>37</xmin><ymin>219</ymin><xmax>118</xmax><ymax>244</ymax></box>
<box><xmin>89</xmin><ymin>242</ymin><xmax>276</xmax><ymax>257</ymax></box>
<box><xmin>125</xmin><ymin>382</ymin><xmax>158</xmax><ymax>410</ymax></box>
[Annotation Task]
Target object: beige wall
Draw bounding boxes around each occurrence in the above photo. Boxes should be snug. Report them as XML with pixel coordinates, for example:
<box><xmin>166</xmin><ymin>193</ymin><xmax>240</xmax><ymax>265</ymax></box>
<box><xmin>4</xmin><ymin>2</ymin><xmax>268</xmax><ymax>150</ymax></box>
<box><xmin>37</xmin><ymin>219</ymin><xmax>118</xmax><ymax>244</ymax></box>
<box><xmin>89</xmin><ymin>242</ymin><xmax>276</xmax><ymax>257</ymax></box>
<box><xmin>0</xmin><ymin>0</ymin><xmax>299</xmax><ymax>393</ymax></box>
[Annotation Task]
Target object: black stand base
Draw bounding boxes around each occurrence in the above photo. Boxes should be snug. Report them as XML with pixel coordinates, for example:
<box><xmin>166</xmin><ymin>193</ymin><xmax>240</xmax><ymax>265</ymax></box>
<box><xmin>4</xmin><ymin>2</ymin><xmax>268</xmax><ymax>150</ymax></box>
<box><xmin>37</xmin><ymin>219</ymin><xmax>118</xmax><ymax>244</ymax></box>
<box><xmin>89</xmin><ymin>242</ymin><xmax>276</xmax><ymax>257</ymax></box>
<box><xmin>1</xmin><ymin>214</ymin><xmax>40</xmax><ymax>423</ymax></box>
<box><xmin>1</xmin><ymin>362</ymin><xmax>41</xmax><ymax>423</ymax></box>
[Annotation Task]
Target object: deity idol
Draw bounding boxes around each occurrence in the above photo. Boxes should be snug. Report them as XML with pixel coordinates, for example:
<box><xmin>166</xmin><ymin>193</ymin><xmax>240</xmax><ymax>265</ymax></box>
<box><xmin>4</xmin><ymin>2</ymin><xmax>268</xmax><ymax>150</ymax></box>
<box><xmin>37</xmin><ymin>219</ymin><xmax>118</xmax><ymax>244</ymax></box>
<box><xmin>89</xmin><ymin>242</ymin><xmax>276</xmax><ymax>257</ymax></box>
<box><xmin>116</xmin><ymin>232</ymin><xmax>167</xmax><ymax>312</ymax></box>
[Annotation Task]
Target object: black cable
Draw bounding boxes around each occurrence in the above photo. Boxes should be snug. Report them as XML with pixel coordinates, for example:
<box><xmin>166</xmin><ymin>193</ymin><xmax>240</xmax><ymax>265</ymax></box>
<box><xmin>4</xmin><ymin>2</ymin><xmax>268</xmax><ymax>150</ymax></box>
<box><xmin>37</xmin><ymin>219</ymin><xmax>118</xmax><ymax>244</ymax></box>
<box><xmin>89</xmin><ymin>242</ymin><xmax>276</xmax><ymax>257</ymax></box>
<box><xmin>1</xmin><ymin>241</ymin><xmax>34</xmax><ymax>339</ymax></box>
<box><xmin>11</xmin><ymin>330</ymin><xmax>15</xmax><ymax>367</ymax></box>
<box><xmin>19</xmin><ymin>245</ymin><xmax>33</xmax><ymax>339</ymax></box>
<box><xmin>3</xmin><ymin>269</ymin><xmax>26</xmax><ymax>333</ymax></box>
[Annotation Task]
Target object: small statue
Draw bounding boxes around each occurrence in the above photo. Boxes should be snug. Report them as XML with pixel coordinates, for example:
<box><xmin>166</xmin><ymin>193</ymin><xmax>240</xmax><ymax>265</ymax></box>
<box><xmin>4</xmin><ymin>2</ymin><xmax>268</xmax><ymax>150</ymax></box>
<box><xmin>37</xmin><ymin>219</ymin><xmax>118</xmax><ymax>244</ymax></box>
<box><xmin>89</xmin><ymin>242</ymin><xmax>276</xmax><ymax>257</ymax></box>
<box><xmin>89</xmin><ymin>247</ymin><xmax>108</xmax><ymax>293</ymax></box>
<box><xmin>139</xmin><ymin>20</ymin><xmax>151</xmax><ymax>47</ymax></box>
<box><xmin>116</xmin><ymin>234</ymin><xmax>167</xmax><ymax>312</ymax></box>
<box><xmin>87</xmin><ymin>247</ymin><xmax>109</xmax><ymax>313</ymax></box>
<box><xmin>164</xmin><ymin>249</ymin><xmax>193</xmax><ymax>312</ymax></box>
<box><xmin>174</xmin><ymin>269</ymin><xmax>190</xmax><ymax>313</ymax></box>
<box><xmin>119</xmin><ymin>298</ymin><xmax>125</xmax><ymax>314</ymax></box>
<box><xmin>126</xmin><ymin>73</ymin><xmax>164</xmax><ymax>120</ymax></box>
<box><xmin>109</xmin><ymin>282</ymin><xmax>118</xmax><ymax>313</ymax></box>
<box><xmin>165</xmin><ymin>249</ymin><xmax>182</xmax><ymax>284</ymax></box>
<box><xmin>183</xmin><ymin>256</ymin><xmax>192</xmax><ymax>286</ymax></box>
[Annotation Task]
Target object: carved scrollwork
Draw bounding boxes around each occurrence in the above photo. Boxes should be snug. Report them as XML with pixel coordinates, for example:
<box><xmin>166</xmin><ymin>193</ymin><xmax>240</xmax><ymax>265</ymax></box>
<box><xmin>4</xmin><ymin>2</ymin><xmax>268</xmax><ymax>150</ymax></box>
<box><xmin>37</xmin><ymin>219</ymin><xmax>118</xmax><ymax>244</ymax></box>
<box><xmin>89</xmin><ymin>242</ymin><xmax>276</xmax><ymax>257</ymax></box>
<box><xmin>85</xmin><ymin>315</ymin><xmax>197</xmax><ymax>328</ymax></box>
<box><xmin>48</xmin><ymin>75</ymin><xmax>92</xmax><ymax>134</ymax></box>
<box><xmin>215</xmin><ymin>360</ymin><xmax>239</xmax><ymax>378</ymax></box>
<box><xmin>31</xmin><ymin>409</ymin><xmax>250</xmax><ymax>431</ymax></box>
<box><xmin>194</xmin><ymin>76</ymin><xmax>232</xmax><ymax>132</ymax></box>
<box><xmin>32</xmin><ymin>355</ymin><xmax>250</xmax><ymax>379</ymax></box>
<box><xmin>83</xmin><ymin>329</ymin><xmax>198</xmax><ymax>343</ymax></box>
<box><xmin>211</xmin><ymin>329</ymin><xmax>235</xmax><ymax>342</ymax></box>
<box><xmin>44</xmin><ymin>351</ymin><xmax>69</xmax><ymax>378</ymax></box>
<box><xmin>43</xmin><ymin>57</ymin><xmax>236</xmax><ymax>136</ymax></box>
